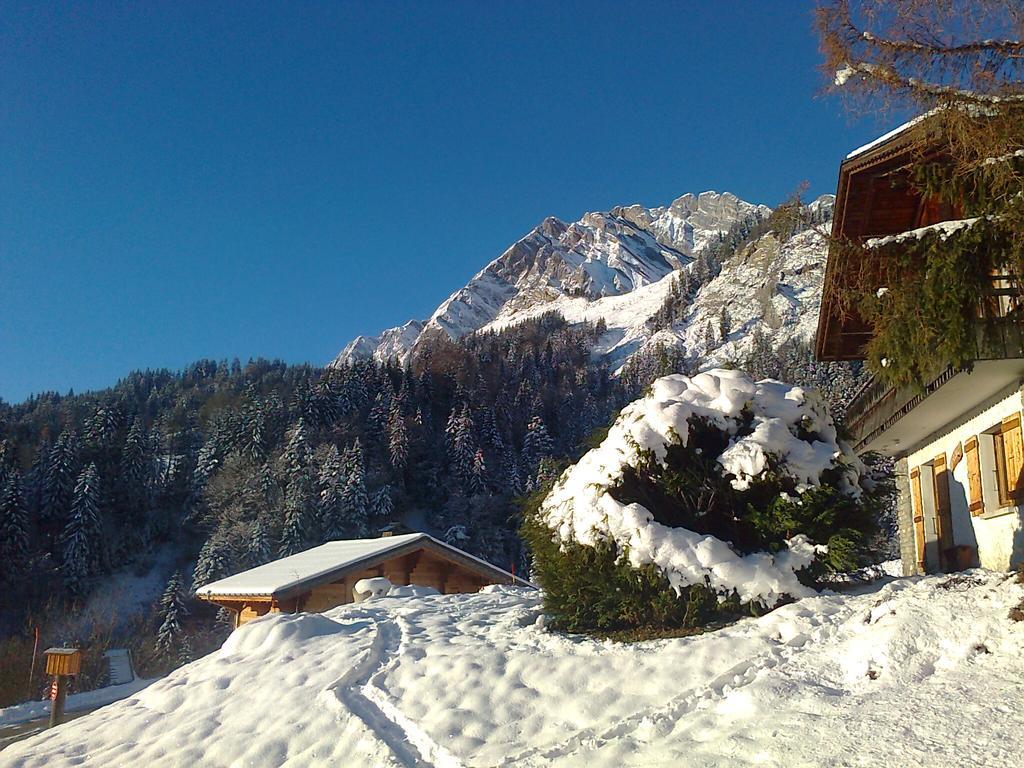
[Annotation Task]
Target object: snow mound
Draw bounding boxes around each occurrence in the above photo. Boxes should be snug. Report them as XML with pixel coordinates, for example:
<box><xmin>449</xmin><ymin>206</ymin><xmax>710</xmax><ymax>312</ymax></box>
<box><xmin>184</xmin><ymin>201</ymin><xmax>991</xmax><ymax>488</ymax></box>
<box><xmin>4</xmin><ymin>574</ymin><xmax>1023</xmax><ymax>767</ymax></box>
<box><xmin>354</xmin><ymin>577</ymin><xmax>393</xmax><ymax>600</ymax></box>
<box><xmin>539</xmin><ymin>369</ymin><xmax>868</xmax><ymax>604</ymax></box>
<box><xmin>386</xmin><ymin>584</ymin><xmax>440</xmax><ymax>598</ymax></box>
<box><xmin>220</xmin><ymin>611</ymin><xmax>350</xmax><ymax>658</ymax></box>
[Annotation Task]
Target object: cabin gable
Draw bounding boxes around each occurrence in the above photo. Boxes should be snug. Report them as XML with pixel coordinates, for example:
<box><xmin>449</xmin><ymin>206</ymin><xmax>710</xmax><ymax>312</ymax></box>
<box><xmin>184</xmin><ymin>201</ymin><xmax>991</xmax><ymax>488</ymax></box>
<box><xmin>196</xmin><ymin>534</ymin><xmax>521</xmax><ymax>626</ymax></box>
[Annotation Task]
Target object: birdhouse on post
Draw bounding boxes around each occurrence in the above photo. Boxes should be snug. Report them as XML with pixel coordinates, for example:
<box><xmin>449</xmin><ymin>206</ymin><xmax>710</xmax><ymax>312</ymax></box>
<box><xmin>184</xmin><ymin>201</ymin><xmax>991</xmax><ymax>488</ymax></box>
<box><xmin>44</xmin><ymin>647</ymin><xmax>81</xmax><ymax>727</ymax></box>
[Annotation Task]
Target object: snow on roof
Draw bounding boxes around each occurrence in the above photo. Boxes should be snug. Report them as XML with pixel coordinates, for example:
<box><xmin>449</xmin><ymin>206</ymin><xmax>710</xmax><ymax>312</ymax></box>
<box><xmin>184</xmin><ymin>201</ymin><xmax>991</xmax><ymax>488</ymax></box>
<box><xmin>195</xmin><ymin>533</ymin><xmax>518</xmax><ymax>598</ymax></box>
<box><xmin>845</xmin><ymin>103</ymin><xmax>1006</xmax><ymax>161</ymax></box>
<box><xmin>865</xmin><ymin>216</ymin><xmax>983</xmax><ymax>249</ymax></box>
<box><xmin>845</xmin><ymin>114</ymin><xmax>926</xmax><ymax>160</ymax></box>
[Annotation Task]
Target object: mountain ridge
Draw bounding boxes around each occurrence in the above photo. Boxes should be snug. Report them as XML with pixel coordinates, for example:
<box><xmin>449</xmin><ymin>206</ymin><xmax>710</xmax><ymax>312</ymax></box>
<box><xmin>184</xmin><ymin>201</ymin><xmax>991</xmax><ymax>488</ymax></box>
<box><xmin>333</xmin><ymin>191</ymin><xmax>771</xmax><ymax>367</ymax></box>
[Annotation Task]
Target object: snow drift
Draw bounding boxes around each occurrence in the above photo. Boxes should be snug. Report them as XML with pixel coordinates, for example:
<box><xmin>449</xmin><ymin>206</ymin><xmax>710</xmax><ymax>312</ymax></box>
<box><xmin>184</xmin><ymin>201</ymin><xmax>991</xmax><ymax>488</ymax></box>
<box><xmin>539</xmin><ymin>369</ymin><xmax>869</xmax><ymax>604</ymax></box>
<box><xmin>3</xmin><ymin>573</ymin><xmax>1023</xmax><ymax>767</ymax></box>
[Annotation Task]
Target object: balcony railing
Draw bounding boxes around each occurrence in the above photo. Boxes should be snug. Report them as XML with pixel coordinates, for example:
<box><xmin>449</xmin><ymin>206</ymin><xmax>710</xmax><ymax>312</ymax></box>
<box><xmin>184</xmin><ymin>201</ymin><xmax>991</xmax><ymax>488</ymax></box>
<box><xmin>842</xmin><ymin>275</ymin><xmax>1024</xmax><ymax>453</ymax></box>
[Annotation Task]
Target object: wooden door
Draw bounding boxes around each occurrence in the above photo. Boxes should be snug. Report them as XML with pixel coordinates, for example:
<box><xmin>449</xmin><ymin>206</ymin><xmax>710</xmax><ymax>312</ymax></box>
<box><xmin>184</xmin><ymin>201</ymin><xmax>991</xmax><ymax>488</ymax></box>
<box><xmin>910</xmin><ymin>467</ymin><xmax>926</xmax><ymax>571</ymax></box>
<box><xmin>932</xmin><ymin>454</ymin><xmax>954</xmax><ymax>570</ymax></box>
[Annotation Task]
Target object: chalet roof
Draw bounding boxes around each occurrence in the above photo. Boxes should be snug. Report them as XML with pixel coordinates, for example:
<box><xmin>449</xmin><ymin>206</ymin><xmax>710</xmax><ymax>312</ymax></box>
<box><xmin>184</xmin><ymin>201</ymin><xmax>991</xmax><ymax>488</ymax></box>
<box><xmin>194</xmin><ymin>533</ymin><xmax>524</xmax><ymax>600</ymax></box>
<box><xmin>845</xmin><ymin>114</ymin><xmax>926</xmax><ymax>160</ymax></box>
<box><xmin>815</xmin><ymin>114</ymin><xmax>949</xmax><ymax>361</ymax></box>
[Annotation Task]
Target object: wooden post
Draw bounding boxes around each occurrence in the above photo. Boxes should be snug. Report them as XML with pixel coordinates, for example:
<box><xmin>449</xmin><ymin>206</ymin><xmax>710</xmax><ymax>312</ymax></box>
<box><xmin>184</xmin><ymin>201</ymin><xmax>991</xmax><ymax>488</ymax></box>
<box><xmin>49</xmin><ymin>675</ymin><xmax>70</xmax><ymax>728</ymax></box>
<box><xmin>44</xmin><ymin>647</ymin><xmax>81</xmax><ymax>729</ymax></box>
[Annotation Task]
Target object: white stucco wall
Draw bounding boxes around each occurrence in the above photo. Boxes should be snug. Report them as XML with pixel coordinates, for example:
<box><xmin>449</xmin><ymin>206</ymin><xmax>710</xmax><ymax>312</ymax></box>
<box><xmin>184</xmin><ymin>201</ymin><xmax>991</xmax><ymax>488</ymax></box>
<box><xmin>905</xmin><ymin>389</ymin><xmax>1024</xmax><ymax>571</ymax></box>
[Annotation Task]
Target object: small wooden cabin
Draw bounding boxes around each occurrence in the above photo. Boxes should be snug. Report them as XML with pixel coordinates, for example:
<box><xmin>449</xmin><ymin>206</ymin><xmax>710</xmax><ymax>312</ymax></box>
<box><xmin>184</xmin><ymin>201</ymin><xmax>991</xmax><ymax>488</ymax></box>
<box><xmin>196</xmin><ymin>533</ymin><xmax>523</xmax><ymax>627</ymax></box>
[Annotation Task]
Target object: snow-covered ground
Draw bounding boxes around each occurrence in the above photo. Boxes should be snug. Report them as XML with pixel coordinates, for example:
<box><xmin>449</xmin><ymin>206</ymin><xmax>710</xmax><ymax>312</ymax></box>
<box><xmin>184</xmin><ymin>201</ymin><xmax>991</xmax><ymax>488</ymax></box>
<box><xmin>0</xmin><ymin>678</ymin><xmax>155</xmax><ymax>729</ymax></box>
<box><xmin>4</xmin><ymin>572</ymin><xmax>1022</xmax><ymax>767</ymax></box>
<box><xmin>40</xmin><ymin>544</ymin><xmax>178</xmax><ymax>640</ymax></box>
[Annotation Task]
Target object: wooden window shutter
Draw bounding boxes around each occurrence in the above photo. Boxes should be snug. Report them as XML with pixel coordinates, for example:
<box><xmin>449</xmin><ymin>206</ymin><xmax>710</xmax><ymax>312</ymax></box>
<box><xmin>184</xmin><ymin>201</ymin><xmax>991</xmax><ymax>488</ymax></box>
<box><xmin>910</xmin><ymin>467</ymin><xmax>926</xmax><ymax>570</ymax></box>
<box><xmin>950</xmin><ymin>442</ymin><xmax>963</xmax><ymax>471</ymax></box>
<box><xmin>932</xmin><ymin>454</ymin><xmax>954</xmax><ymax>568</ymax></box>
<box><xmin>965</xmin><ymin>437</ymin><xmax>984</xmax><ymax>516</ymax></box>
<box><xmin>1001</xmin><ymin>414</ymin><xmax>1024</xmax><ymax>500</ymax></box>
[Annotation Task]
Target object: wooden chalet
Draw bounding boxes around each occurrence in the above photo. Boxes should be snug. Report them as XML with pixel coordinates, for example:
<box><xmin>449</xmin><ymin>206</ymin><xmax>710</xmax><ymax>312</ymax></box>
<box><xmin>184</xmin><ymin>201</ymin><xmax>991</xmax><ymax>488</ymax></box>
<box><xmin>196</xmin><ymin>533</ymin><xmax>523</xmax><ymax>627</ymax></box>
<box><xmin>816</xmin><ymin>119</ymin><xmax>1024</xmax><ymax>576</ymax></box>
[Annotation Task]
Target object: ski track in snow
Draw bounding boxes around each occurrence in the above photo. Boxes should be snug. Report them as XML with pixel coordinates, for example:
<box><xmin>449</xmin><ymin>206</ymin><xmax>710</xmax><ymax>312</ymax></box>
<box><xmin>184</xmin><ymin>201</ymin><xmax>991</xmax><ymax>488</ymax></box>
<box><xmin>324</xmin><ymin>610</ymin><xmax>464</xmax><ymax>768</ymax></box>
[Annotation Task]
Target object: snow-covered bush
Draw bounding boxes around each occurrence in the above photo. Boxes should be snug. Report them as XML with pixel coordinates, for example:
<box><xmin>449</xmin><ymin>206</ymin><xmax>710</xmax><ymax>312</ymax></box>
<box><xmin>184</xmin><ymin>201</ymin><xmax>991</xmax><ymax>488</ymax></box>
<box><xmin>523</xmin><ymin>369</ymin><xmax>883</xmax><ymax>633</ymax></box>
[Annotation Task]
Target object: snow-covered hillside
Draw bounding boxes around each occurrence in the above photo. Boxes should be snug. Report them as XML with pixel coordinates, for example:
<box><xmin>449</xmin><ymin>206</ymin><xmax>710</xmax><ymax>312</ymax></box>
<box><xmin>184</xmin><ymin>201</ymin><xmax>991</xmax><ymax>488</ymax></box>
<box><xmin>7</xmin><ymin>573</ymin><xmax>1022</xmax><ymax>767</ymax></box>
<box><xmin>661</xmin><ymin>221</ymin><xmax>830</xmax><ymax>367</ymax></box>
<box><xmin>332</xmin><ymin>191</ymin><xmax>772</xmax><ymax>367</ymax></box>
<box><xmin>482</xmin><ymin>216</ymin><xmax>831</xmax><ymax>372</ymax></box>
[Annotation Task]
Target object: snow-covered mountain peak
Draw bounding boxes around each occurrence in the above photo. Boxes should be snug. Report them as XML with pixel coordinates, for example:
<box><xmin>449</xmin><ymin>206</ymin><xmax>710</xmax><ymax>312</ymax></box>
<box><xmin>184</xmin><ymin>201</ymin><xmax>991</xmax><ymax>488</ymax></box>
<box><xmin>612</xmin><ymin>190</ymin><xmax>771</xmax><ymax>257</ymax></box>
<box><xmin>331</xmin><ymin>191</ymin><xmax>768</xmax><ymax>367</ymax></box>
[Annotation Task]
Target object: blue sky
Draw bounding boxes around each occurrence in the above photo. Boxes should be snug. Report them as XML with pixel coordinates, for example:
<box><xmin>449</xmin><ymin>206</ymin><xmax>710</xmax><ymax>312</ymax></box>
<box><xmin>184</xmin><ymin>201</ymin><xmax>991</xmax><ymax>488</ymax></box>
<box><xmin>1</xmin><ymin>2</ymin><xmax>897</xmax><ymax>403</ymax></box>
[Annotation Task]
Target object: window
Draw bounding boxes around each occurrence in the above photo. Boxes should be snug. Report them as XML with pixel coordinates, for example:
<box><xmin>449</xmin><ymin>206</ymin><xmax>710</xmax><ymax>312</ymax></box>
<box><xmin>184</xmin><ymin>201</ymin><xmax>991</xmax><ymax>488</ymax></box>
<box><xmin>992</xmin><ymin>414</ymin><xmax>1024</xmax><ymax>507</ymax></box>
<box><xmin>965</xmin><ymin>412</ymin><xmax>1024</xmax><ymax>517</ymax></box>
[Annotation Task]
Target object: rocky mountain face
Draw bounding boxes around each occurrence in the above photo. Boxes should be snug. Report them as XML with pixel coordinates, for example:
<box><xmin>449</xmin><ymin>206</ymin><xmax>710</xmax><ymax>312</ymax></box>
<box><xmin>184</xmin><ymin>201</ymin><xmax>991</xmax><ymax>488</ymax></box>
<box><xmin>333</xmin><ymin>191</ymin><xmax>834</xmax><ymax>373</ymax></box>
<box><xmin>334</xmin><ymin>191</ymin><xmax>769</xmax><ymax>365</ymax></box>
<box><xmin>650</xmin><ymin>203</ymin><xmax>834</xmax><ymax>368</ymax></box>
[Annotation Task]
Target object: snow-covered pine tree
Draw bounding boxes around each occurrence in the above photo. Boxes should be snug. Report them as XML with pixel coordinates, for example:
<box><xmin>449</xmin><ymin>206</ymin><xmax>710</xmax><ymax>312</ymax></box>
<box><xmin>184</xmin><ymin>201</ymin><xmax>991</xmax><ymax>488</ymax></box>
<box><xmin>115</xmin><ymin>417</ymin><xmax>150</xmax><ymax>554</ymax></box>
<box><xmin>155</xmin><ymin>571</ymin><xmax>188</xmax><ymax>662</ymax></box>
<box><xmin>387</xmin><ymin>401</ymin><xmax>408</xmax><ymax>472</ymax></box>
<box><xmin>248</xmin><ymin>516</ymin><xmax>273</xmax><ymax>565</ymax></box>
<box><xmin>470</xmin><ymin>448</ymin><xmax>488</xmax><ymax>496</ymax></box>
<box><xmin>193</xmin><ymin>533</ymin><xmax>233</xmax><ymax>589</ymax></box>
<box><xmin>478</xmin><ymin>407</ymin><xmax>504</xmax><ymax>453</ymax></box>
<box><xmin>719</xmin><ymin>306</ymin><xmax>732</xmax><ymax>340</ymax></box>
<box><xmin>187</xmin><ymin>435</ymin><xmax>222</xmax><ymax>521</ymax></box>
<box><xmin>446</xmin><ymin>404</ymin><xmax>477</xmax><ymax>493</ymax></box>
<box><xmin>504</xmin><ymin>449</ymin><xmax>524</xmax><ymax>498</ymax></box>
<box><xmin>317</xmin><ymin>443</ymin><xmax>345</xmax><ymax>541</ymax></box>
<box><xmin>340</xmin><ymin>438</ymin><xmax>369</xmax><ymax>535</ymax></box>
<box><xmin>371</xmin><ymin>484</ymin><xmax>394</xmax><ymax>522</ymax></box>
<box><xmin>119</xmin><ymin>417</ymin><xmax>148</xmax><ymax>506</ymax></box>
<box><xmin>279</xmin><ymin>499</ymin><xmax>307</xmax><ymax>557</ymax></box>
<box><xmin>280</xmin><ymin>419</ymin><xmax>314</xmax><ymax>555</ymax></box>
<box><xmin>443</xmin><ymin>523</ymin><xmax>469</xmax><ymax>546</ymax></box>
<box><xmin>23</xmin><ymin>443</ymin><xmax>49</xmax><ymax>525</ymax></box>
<box><xmin>702</xmin><ymin>320</ymin><xmax>716</xmax><ymax>353</ymax></box>
<box><xmin>692</xmin><ymin>252</ymin><xmax>710</xmax><ymax>285</ymax></box>
<box><xmin>0</xmin><ymin>471</ymin><xmax>29</xmax><ymax>570</ymax></box>
<box><xmin>746</xmin><ymin>326</ymin><xmax>780</xmax><ymax>380</ymax></box>
<box><xmin>242</xmin><ymin>387</ymin><xmax>269</xmax><ymax>461</ymax></box>
<box><xmin>523</xmin><ymin>415</ymin><xmax>554</xmax><ymax>471</ymax></box>
<box><xmin>43</xmin><ymin>430</ymin><xmax>80</xmax><ymax>527</ymax></box>
<box><xmin>258</xmin><ymin>461</ymin><xmax>279</xmax><ymax>500</ymax></box>
<box><xmin>89</xmin><ymin>403</ymin><xmax>121</xmax><ymax>440</ymax></box>
<box><xmin>61</xmin><ymin>463</ymin><xmax>102</xmax><ymax>597</ymax></box>
<box><xmin>368</xmin><ymin>390</ymin><xmax>391</xmax><ymax>435</ymax></box>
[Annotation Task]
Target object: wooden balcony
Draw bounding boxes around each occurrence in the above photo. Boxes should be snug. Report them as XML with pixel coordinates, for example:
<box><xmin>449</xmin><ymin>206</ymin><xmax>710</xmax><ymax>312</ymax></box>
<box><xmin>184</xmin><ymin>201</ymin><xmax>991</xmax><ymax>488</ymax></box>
<box><xmin>845</xmin><ymin>314</ymin><xmax>1024</xmax><ymax>456</ymax></box>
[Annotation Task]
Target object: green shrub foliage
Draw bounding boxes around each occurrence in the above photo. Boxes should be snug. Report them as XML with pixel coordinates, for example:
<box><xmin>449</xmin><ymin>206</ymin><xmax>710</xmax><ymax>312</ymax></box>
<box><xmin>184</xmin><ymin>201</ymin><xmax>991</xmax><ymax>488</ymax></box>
<box><xmin>523</xmin><ymin>417</ymin><xmax>884</xmax><ymax>634</ymax></box>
